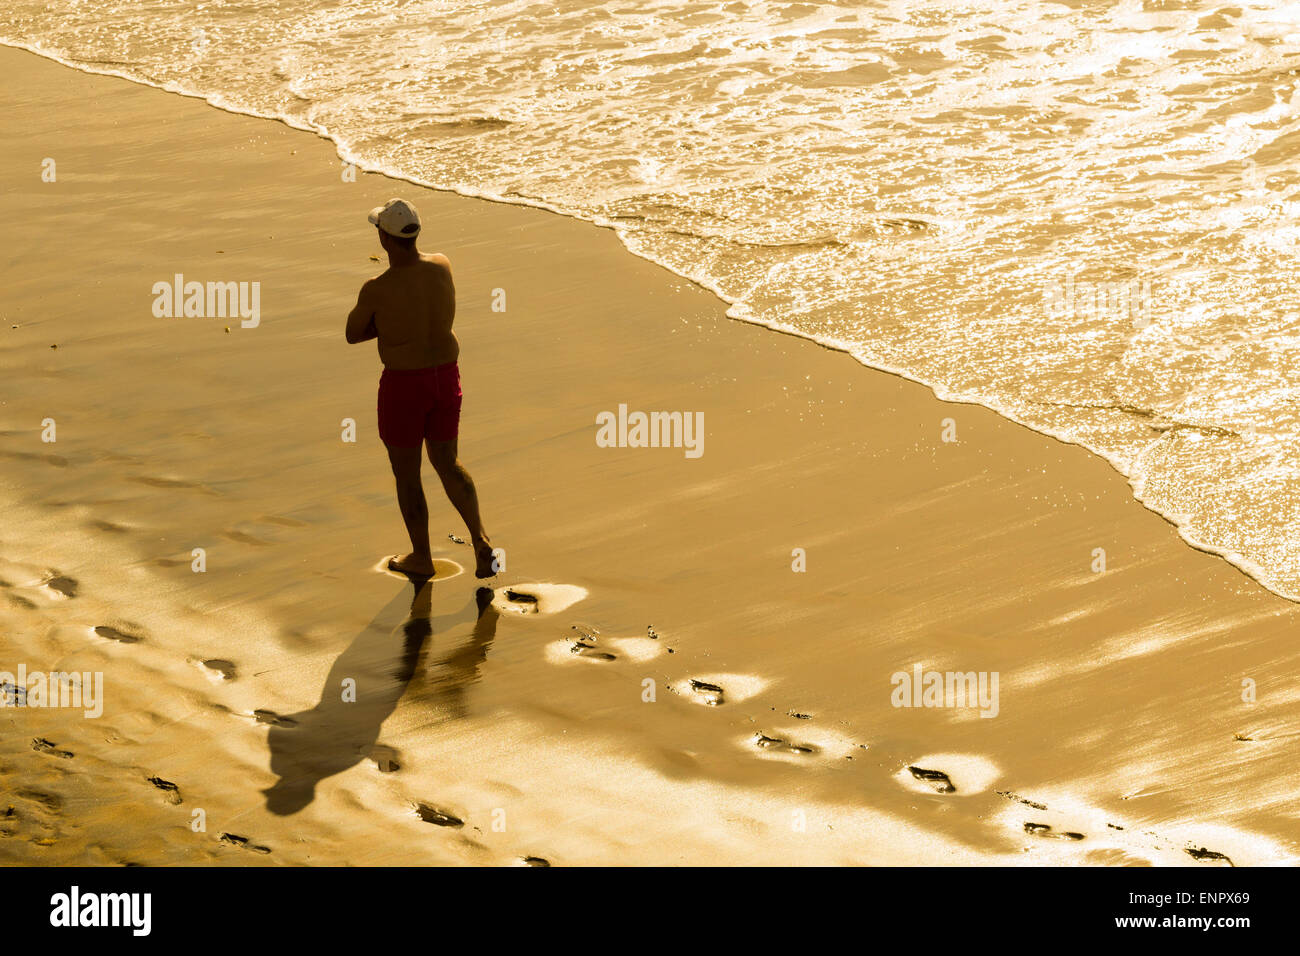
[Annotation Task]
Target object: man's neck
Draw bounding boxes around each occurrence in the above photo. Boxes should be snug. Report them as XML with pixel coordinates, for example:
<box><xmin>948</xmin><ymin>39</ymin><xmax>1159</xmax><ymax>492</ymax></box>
<box><xmin>387</xmin><ymin>247</ymin><xmax>421</xmax><ymax>268</ymax></box>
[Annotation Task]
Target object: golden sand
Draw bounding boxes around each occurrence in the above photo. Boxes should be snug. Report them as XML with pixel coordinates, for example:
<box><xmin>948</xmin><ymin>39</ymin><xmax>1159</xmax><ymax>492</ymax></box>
<box><xmin>1</xmin><ymin>47</ymin><xmax>1296</xmax><ymax>866</ymax></box>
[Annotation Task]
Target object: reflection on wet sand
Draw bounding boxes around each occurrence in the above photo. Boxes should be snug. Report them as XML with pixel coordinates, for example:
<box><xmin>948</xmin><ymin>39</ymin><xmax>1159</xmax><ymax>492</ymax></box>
<box><xmin>263</xmin><ymin>583</ymin><xmax>498</xmax><ymax>815</ymax></box>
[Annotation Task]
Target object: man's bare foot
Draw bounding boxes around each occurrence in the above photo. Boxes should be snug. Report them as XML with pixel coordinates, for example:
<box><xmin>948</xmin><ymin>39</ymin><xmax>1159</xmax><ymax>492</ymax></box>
<box><xmin>388</xmin><ymin>552</ymin><xmax>435</xmax><ymax>577</ymax></box>
<box><xmin>473</xmin><ymin>539</ymin><xmax>497</xmax><ymax>579</ymax></box>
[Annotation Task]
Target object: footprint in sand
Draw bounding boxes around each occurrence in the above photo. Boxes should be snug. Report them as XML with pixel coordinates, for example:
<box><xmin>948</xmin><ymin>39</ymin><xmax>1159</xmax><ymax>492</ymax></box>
<box><xmin>1186</xmin><ymin>846</ymin><xmax>1234</xmax><ymax>866</ymax></box>
<box><xmin>689</xmin><ymin>679</ymin><xmax>725</xmax><ymax>705</ymax></box>
<box><xmin>669</xmin><ymin>673</ymin><xmax>769</xmax><ymax>708</ymax></box>
<box><xmin>1024</xmin><ymin>822</ymin><xmax>1085</xmax><ymax>841</ymax></box>
<box><xmin>251</xmin><ymin>709</ymin><xmax>298</xmax><ymax>728</ymax></box>
<box><xmin>542</xmin><ymin>636</ymin><xmax>613</xmax><ymax>663</ymax></box>
<box><xmin>198</xmin><ymin>659</ymin><xmax>237</xmax><ymax>681</ymax></box>
<box><xmin>895</xmin><ymin>754</ymin><xmax>1000</xmax><ymax>797</ymax></box>
<box><xmin>907</xmin><ymin>766</ymin><xmax>957</xmax><ymax>793</ymax></box>
<box><xmin>415</xmin><ymin>803</ymin><xmax>464</xmax><ymax>828</ymax></box>
<box><xmin>491</xmin><ymin>583</ymin><xmax>587</xmax><ymax>617</ymax></box>
<box><xmin>91</xmin><ymin>624</ymin><xmax>144</xmax><ymax>644</ymax></box>
<box><xmin>544</xmin><ymin>627</ymin><xmax>664</xmax><ymax>666</ymax></box>
<box><xmin>147</xmin><ymin>776</ymin><xmax>182</xmax><ymax>806</ymax></box>
<box><xmin>1161</xmin><ymin>822</ymin><xmax>1282</xmax><ymax>865</ymax></box>
<box><xmin>752</xmin><ymin>732</ymin><xmax>818</xmax><ymax>756</ymax></box>
<box><xmin>993</xmin><ymin>790</ymin><xmax>1246</xmax><ymax>864</ymax></box>
<box><xmin>567</xmin><ymin>637</ymin><xmax>616</xmax><ymax>661</ymax></box>
<box><xmin>995</xmin><ymin>792</ymin><xmax>1115</xmax><ymax>856</ymax></box>
<box><xmin>520</xmin><ymin>856</ymin><xmax>551</xmax><ymax>867</ymax></box>
<box><xmin>219</xmin><ymin>833</ymin><xmax>271</xmax><ymax>854</ymax></box>
<box><xmin>374</xmin><ymin>556</ymin><xmax>463</xmax><ymax>581</ymax></box>
<box><xmin>31</xmin><ymin>738</ymin><xmax>74</xmax><ymax>760</ymax></box>
<box><xmin>745</xmin><ymin>723</ymin><xmax>860</xmax><ymax>763</ymax></box>
<box><xmin>42</xmin><ymin>573</ymin><xmax>78</xmax><ymax>599</ymax></box>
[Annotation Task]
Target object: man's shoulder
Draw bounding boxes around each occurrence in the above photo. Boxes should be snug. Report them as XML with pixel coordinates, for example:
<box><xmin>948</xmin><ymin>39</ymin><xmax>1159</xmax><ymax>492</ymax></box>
<box><xmin>421</xmin><ymin>252</ymin><xmax>452</xmax><ymax>270</ymax></box>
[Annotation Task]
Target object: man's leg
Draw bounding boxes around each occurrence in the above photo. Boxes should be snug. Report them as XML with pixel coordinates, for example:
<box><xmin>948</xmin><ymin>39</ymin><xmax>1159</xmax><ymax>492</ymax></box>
<box><xmin>386</xmin><ymin>443</ymin><xmax>435</xmax><ymax>576</ymax></box>
<box><xmin>426</xmin><ymin>438</ymin><xmax>495</xmax><ymax>578</ymax></box>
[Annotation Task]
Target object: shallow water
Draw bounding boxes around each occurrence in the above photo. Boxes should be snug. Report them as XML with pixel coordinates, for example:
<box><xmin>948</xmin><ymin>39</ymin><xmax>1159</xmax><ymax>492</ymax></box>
<box><xmin>6</xmin><ymin>0</ymin><xmax>1300</xmax><ymax>595</ymax></box>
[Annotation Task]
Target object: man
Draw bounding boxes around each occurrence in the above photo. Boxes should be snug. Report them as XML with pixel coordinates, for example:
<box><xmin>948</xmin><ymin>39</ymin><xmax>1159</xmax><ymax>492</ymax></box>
<box><xmin>346</xmin><ymin>197</ymin><xmax>496</xmax><ymax>578</ymax></box>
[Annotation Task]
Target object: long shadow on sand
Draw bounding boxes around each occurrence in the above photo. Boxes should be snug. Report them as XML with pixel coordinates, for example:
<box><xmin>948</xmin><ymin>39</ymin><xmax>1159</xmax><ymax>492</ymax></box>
<box><xmin>262</xmin><ymin>578</ymin><xmax>498</xmax><ymax>815</ymax></box>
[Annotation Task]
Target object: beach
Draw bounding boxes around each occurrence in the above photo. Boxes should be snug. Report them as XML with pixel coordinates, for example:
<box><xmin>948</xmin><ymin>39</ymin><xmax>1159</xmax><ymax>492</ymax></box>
<box><xmin>2</xmin><ymin>45</ymin><xmax>1298</xmax><ymax>866</ymax></box>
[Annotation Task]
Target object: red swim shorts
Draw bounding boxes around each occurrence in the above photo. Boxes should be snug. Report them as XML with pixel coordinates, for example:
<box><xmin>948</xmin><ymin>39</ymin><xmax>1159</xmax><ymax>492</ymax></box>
<box><xmin>376</xmin><ymin>362</ymin><xmax>462</xmax><ymax>447</ymax></box>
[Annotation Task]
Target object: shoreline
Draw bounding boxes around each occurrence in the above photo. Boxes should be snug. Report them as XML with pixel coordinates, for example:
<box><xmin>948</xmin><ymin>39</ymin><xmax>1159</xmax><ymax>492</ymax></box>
<box><xmin>3</xmin><ymin>39</ymin><xmax>1289</xmax><ymax>606</ymax></box>
<box><xmin>2</xmin><ymin>45</ymin><xmax>1299</xmax><ymax>866</ymax></box>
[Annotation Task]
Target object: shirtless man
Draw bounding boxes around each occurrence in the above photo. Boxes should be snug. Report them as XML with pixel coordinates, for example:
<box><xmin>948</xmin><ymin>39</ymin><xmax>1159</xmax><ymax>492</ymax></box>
<box><xmin>345</xmin><ymin>198</ymin><xmax>495</xmax><ymax>578</ymax></box>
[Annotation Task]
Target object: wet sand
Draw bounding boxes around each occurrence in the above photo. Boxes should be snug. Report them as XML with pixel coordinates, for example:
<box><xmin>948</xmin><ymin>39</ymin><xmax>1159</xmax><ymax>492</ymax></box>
<box><xmin>1</xmin><ymin>46</ymin><xmax>1297</xmax><ymax>866</ymax></box>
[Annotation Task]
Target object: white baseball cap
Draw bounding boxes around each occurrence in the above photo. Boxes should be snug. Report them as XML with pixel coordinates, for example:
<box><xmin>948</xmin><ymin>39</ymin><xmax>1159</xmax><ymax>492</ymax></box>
<box><xmin>368</xmin><ymin>198</ymin><xmax>421</xmax><ymax>238</ymax></box>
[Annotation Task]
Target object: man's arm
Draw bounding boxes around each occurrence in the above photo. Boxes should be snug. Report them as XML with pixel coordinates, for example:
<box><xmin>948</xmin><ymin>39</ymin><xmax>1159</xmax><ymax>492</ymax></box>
<box><xmin>345</xmin><ymin>280</ymin><xmax>379</xmax><ymax>344</ymax></box>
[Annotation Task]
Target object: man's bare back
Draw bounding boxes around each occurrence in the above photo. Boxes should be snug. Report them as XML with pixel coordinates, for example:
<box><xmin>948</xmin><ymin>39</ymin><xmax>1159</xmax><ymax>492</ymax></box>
<box><xmin>345</xmin><ymin>253</ymin><xmax>458</xmax><ymax>369</ymax></box>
